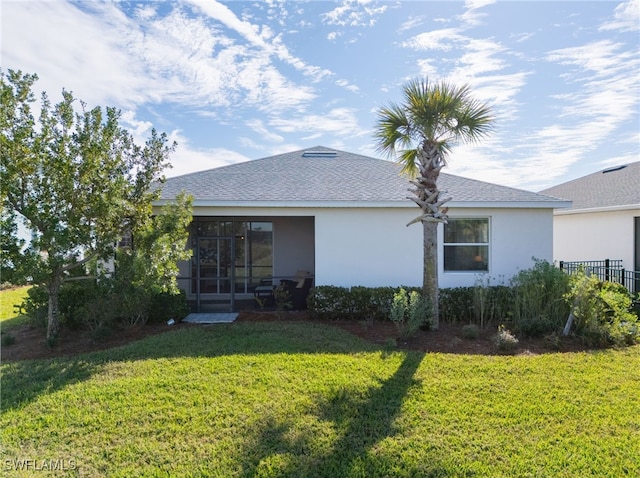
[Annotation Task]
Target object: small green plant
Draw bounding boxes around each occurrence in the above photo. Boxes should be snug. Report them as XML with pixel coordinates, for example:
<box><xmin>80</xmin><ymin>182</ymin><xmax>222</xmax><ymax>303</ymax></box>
<box><xmin>274</xmin><ymin>285</ymin><xmax>292</xmax><ymax>313</ymax></box>
<box><xmin>390</xmin><ymin>288</ymin><xmax>430</xmax><ymax>338</ymax></box>
<box><xmin>91</xmin><ymin>324</ymin><xmax>112</xmax><ymax>342</ymax></box>
<box><xmin>544</xmin><ymin>332</ymin><xmax>562</xmax><ymax>351</ymax></box>
<box><xmin>493</xmin><ymin>325</ymin><xmax>519</xmax><ymax>351</ymax></box>
<box><xmin>254</xmin><ymin>295</ymin><xmax>267</xmax><ymax>311</ymax></box>
<box><xmin>473</xmin><ymin>278</ymin><xmax>491</xmax><ymax>329</ymax></box>
<box><xmin>461</xmin><ymin>324</ymin><xmax>480</xmax><ymax>340</ymax></box>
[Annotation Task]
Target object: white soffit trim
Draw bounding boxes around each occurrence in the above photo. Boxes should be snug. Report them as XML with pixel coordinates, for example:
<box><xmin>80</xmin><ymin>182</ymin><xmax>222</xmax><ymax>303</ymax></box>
<box><xmin>554</xmin><ymin>204</ymin><xmax>640</xmax><ymax>215</ymax></box>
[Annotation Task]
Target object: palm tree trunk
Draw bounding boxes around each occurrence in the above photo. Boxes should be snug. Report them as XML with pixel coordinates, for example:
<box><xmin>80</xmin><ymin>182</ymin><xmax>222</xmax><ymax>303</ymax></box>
<box><xmin>416</xmin><ymin>144</ymin><xmax>445</xmax><ymax>329</ymax></box>
<box><xmin>423</xmin><ymin>220</ymin><xmax>439</xmax><ymax>329</ymax></box>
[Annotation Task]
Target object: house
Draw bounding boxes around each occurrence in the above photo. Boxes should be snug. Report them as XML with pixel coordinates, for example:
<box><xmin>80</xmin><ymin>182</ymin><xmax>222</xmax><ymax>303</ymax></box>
<box><xmin>540</xmin><ymin>162</ymin><xmax>640</xmax><ymax>274</ymax></box>
<box><xmin>156</xmin><ymin>146</ymin><xmax>569</xmax><ymax>311</ymax></box>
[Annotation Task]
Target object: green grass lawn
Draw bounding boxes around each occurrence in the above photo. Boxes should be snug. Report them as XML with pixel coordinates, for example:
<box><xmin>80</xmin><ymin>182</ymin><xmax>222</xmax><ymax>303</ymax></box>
<box><xmin>1</xmin><ymin>321</ymin><xmax>639</xmax><ymax>477</ymax></box>
<box><xmin>0</xmin><ymin>286</ymin><xmax>31</xmax><ymax>330</ymax></box>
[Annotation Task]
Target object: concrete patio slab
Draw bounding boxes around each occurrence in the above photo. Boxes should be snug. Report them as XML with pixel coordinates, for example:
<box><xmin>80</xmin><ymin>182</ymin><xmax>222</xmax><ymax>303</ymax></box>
<box><xmin>182</xmin><ymin>313</ymin><xmax>238</xmax><ymax>324</ymax></box>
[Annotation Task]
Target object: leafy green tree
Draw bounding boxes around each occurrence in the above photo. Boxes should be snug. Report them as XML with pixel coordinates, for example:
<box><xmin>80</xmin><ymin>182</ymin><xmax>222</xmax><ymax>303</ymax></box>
<box><xmin>374</xmin><ymin>78</ymin><xmax>493</xmax><ymax>328</ymax></box>
<box><xmin>1</xmin><ymin>70</ymin><xmax>192</xmax><ymax>342</ymax></box>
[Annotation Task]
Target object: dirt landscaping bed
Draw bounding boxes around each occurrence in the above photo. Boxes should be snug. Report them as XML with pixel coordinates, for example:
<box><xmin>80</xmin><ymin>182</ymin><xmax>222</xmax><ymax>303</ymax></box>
<box><xmin>1</xmin><ymin>310</ymin><xmax>592</xmax><ymax>362</ymax></box>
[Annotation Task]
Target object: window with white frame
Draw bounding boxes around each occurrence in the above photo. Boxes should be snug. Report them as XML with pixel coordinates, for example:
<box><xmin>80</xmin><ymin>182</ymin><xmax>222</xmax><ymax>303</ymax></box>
<box><xmin>444</xmin><ymin>218</ymin><xmax>489</xmax><ymax>271</ymax></box>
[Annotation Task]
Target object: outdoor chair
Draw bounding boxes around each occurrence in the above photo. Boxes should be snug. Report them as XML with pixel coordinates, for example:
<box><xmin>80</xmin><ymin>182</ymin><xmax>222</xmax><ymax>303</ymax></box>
<box><xmin>253</xmin><ymin>270</ymin><xmax>314</xmax><ymax>309</ymax></box>
<box><xmin>278</xmin><ymin>276</ymin><xmax>314</xmax><ymax>310</ymax></box>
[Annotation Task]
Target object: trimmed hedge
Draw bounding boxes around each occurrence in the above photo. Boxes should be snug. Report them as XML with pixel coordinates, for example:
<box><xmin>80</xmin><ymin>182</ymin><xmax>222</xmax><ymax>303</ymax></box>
<box><xmin>308</xmin><ymin>284</ymin><xmax>517</xmax><ymax>328</ymax></box>
<box><xmin>308</xmin><ymin>285</ymin><xmax>420</xmax><ymax>321</ymax></box>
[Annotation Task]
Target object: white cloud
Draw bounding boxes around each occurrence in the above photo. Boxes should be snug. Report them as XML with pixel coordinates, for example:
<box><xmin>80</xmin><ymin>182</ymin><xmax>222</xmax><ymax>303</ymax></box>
<box><xmin>416</xmin><ymin>59</ymin><xmax>440</xmax><ymax>79</ymax></box>
<box><xmin>246</xmin><ymin>119</ymin><xmax>285</xmax><ymax>143</ymax></box>
<box><xmin>0</xmin><ymin>1</ymin><xmax>149</xmax><ymax>108</ymax></box>
<box><xmin>167</xmin><ymin>143</ymin><xmax>251</xmax><ymax>177</ymax></box>
<box><xmin>460</xmin><ymin>0</ymin><xmax>496</xmax><ymax>26</ymax></box>
<box><xmin>599</xmin><ymin>0</ymin><xmax>639</xmax><ymax>32</ymax></box>
<box><xmin>546</xmin><ymin>39</ymin><xmax>639</xmax><ymax>137</ymax></box>
<box><xmin>188</xmin><ymin>0</ymin><xmax>332</xmax><ymax>81</ymax></box>
<box><xmin>457</xmin><ymin>38</ymin><xmax>507</xmax><ymax>75</ymax></box>
<box><xmin>547</xmin><ymin>40</ymin><xmax>636</xmax><ymax>77</ymax></box>
<box><xmin>322</xmin><ymin>0</ymin><xmax>388</xmax><ymax>27</ymax></box>
<box><xmin>336</xmin><ymin>79</ymin><xmax>360</xmax><ymax>93</ymax></box>
<box><xmin>120</xmin><ymin>111</ymin><xmax>155</xmax><ymax>141</ymax></box>
<box><xmin>402</xmin><ymin>28</ymin><xmax>464</xmax><ymax>51</ymax></box>
<box><xmin>3</xmin><ymin>0</ymin><xmax>327</xmax><ymax>118</ymax></box>
<box><xmin>269</xmin><ymin>108</ymin><xmax>364</xmax><ymax>137</ymax></box>
<box><xmin>398</xmin><ymin>16</ymin><xmax>426</xmax><ymax>33</ymax></box>
<box><xmin>464</xmin><ymin>0</ymin><xmax>496</xmax><ymax>9</ymax></box>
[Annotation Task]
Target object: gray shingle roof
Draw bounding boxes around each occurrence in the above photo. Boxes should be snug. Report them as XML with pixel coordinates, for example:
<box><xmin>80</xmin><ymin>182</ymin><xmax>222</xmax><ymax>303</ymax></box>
<box><xmin>159</xmin><ymin>146</ymin><xmax>566</xmax><ymax>208</ymax></box>
<box><xmin>540</xmin><ymin>162</ymin><xmax>640</xmax><ymax>210</ymax></box>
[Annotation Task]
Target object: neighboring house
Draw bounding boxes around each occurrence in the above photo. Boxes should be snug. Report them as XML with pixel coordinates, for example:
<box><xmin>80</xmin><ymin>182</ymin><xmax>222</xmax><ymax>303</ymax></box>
<box><xmin>541</xmin><ymin>162</ymin><xmax>640</xmax><ymax>273</ymax></box>
<box><xmin>157</xmin><ymin>146</ymin><xmax>569</xmax><ymax>311</ymax></box>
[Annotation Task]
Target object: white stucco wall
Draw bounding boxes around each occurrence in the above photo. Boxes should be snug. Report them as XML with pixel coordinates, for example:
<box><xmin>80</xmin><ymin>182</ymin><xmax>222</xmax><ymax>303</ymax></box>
<box><xmin>314</xmin><ymin>208</ymin><xmax>423</xmax><ymax>288</ymax></box>
<box><xmin>315</xmin><ymin>206</ymin><xmax>554</xmax><ymax>289</ymax></box>
<box><xmin>552</xmin><ymin>208</ymin><xmax>640</xmax><ymax>271</ymax></box>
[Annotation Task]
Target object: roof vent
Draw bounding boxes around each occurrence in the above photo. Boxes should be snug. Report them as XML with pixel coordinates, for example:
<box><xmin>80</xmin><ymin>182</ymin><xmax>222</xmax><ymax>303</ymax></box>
<box><xmin>302</xmin><ymin>150</ymin><xmax>337</xmax><ymax>158</ymax></box>
<box><xmin>602</xmin><ymin>164</ymin><xmax>627</xmax><ymax>173</ymax></box>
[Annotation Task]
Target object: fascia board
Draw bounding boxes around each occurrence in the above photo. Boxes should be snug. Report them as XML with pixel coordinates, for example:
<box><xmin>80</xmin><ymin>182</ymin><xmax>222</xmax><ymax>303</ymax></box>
<box><xmin>446</xmin><ymin>200</ymin><xmax>573</xmax><ymax>209</ymax></box>
<box><xmin>554</xmin><ymin>204</ymin><xmax>640</xmax><ymax>215</ymax></box>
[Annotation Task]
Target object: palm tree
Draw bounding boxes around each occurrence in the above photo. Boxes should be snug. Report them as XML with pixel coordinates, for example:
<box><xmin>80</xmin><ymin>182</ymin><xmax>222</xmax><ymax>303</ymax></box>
<box><xmin>374</xmin><ymin>78</ymin><xmax>493</xmax><ymax>329</ymax></box>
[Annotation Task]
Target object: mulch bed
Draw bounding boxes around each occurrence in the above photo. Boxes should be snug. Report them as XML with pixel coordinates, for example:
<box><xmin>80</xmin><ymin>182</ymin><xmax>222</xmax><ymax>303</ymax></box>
<box><xmin>1</xmin><ymin>310</ymin><xmax>591</xmax><ymax>363</ymax></box>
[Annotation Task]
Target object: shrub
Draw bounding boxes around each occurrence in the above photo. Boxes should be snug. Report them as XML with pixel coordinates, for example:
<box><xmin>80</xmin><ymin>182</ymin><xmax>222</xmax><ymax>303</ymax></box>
<box><xmin>308</xmin><ymin>286</ymin><xmax>400</xmax><ymax>321</ymax></box>
<box><xmin>439</xmin><ymin>287</ymin><xmax>474</xmax><ymax>323</ymax></box>
<box><xmin>349</xmin><ymin>286</ymin><xmax>396</xmax><ymax>321</ymax></box>
<box><xmin>21</xmin><ymin>285</ymin><xmax>49</xmax><ymax>328</ymax></box>
<box><xmin>461</xmin><ymin>324</ymin><xmax>480</xmax><ymax>340</ymax></box>
<box><xmin>473</xmin><ymin>278</ymin><xmax>513</xmax><ymax>329</ymax></box>
<box><xmin>147</xmin><ymin>290</ymin><xmax>189</xmax><ymax>323</ymax></box>
<box><xmin>20</xmin><ymin>280</ymin><xmax>189</xmax><ymax>332</ymax></box>
<box><xmin>493</xmin><ymin>325</ymin><xmax>519</xmax><ymax>351</ymax></box>
<box><xmin>566</xmin><ymin>271</ymin><xmax>639</xmax><ymax>347</ymax></box>
<box><xmin>510</xmin><ymin>259</ymin><xmax>570</xmax><ymax>337</ymax></box>
<box><xmin>439</xmin><ymin>284</ymin><xmax>512</xmax><ymax>328</ymax></box>
<box><xmin>390</xmin><ymin>288</ymin><xmax>430</xmax><ymax>338</ymax></box>
<box><xmin>307</xmin><ymin>286</ymin><xmax>351</xmax><ymax>320</ymax></box>
<box><xmin>58</xmin><ymin>281</ymin><xmax>103</xmax><ymax>329</ymax></box>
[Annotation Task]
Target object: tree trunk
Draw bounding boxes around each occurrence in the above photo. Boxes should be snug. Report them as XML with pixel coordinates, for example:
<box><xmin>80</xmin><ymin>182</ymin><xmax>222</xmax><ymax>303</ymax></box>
<box><xmin>415</xmin><ymin>144</ymin><xmax>445</xmax><ymax>330</ymax></box>
<box><xmin>423</xmin><ymin>220</ymin><xmax>439</xmax><ymax>329</ymax></box>
<box><xmin>47</xmin><ymin>274</ymin><xmax>62</xmax><ymax>342</ymax></box>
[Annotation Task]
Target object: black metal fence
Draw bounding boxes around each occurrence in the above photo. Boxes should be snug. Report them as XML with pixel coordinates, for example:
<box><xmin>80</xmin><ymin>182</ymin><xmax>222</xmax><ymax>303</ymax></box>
<box><xmin>559</xmin><ymin>259</ymin><xmax>640</xmax><ymax>295</ymax></box>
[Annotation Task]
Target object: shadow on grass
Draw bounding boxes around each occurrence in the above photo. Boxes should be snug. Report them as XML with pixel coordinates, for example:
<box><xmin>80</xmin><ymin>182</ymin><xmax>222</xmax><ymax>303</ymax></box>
<box><xmin>0</xmin><ymin>322</ymin><xmax>380</xmax><ymax>412</ymax></box>
<box><xmin>1</xmin><ymin>359</ymin><xmax>99</xmax><ymax>412</ymax></box>
<box><xmin>1</xmin><ymin>313</ymin><xmax>31</xmax><ymax>331</ymax></box>
<box><xmin>243</xmin><ymin>351</ymin><xmax>449</xmax><ymax>477</ymax></box>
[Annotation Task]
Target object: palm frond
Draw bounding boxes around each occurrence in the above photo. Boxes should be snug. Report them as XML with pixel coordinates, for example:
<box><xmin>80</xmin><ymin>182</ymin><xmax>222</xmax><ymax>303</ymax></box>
<box><xmin>373</xmin><ymin>76</ymin><xmax>493</xmax><ymax>176</ymax></box>
<box><xmin>397</xmin><ymin>149</ymin><xmax>419</xmax><ymax>177</ymax></box>
<box><xmin>374</xmin><ymin>104</ymin><xmax>413</xmax><ymax>156</ymax></box>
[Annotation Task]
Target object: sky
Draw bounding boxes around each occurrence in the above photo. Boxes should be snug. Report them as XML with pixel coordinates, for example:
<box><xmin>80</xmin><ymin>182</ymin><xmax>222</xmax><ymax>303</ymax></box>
<box><xmin>1</xmin><ymin>0</ymin><xmax>638</xmax><ymax>192</ymax></box>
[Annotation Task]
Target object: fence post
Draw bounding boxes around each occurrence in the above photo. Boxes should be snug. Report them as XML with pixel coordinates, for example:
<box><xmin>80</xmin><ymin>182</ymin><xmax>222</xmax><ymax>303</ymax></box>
<box><xmin>605</xmin><ymin>259</ymin><xmax>610</xmax><ymax>282</ymax></box>
<box><xmin>559</xmin><ymin>261</ymin><xmax>564</xmax><ymax>271</ymax></box>
<box><xmin>621</xmin><ymin>269</ymin><xmax>626</xmax><ymax>289</ymax></box>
